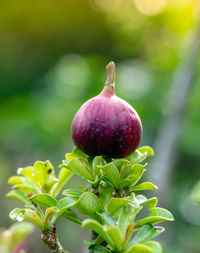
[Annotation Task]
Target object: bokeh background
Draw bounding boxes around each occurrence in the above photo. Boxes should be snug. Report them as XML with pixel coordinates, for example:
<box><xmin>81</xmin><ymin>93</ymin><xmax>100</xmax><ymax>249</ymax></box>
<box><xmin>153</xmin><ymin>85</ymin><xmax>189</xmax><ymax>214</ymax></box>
<box><xmin>1</xmin><ymin>0</ymin><xmax>200</xmax><ymax>252</ymax></box>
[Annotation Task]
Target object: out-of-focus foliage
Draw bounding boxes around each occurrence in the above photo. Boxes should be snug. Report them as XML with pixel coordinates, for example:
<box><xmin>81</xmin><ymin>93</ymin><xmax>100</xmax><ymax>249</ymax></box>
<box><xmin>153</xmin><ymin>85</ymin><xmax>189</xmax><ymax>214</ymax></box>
<box><xmin>1</xmin><ymin>0</ymin><xmax>200</xmax><ymax>252</ymax></box>
<box><xmin>0</xmin><ymin>222</ymin><xmax>34</xmax><ymax>253</ymax></box>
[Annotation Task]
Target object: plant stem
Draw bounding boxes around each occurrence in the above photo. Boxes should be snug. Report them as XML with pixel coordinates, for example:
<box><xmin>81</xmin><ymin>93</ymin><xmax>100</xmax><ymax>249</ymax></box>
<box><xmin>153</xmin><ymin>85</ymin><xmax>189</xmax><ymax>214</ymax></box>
<box><xmin>41</xmin><ymin>225</ymin><xmax>69</xmax><ymax>253</ymax></box>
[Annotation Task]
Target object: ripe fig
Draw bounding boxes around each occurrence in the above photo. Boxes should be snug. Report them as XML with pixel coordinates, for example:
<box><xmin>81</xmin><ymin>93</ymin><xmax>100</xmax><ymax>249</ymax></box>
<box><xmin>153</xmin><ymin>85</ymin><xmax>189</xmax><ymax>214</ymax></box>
<box><xmin>71</xmin><ymin>61</ymin><xmax>142</xmax><ymax>158</ymax></box>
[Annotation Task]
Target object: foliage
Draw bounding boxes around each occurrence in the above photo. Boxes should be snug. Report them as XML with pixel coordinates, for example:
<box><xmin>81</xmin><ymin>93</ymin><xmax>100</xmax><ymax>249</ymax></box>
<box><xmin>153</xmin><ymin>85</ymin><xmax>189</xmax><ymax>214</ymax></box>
<box><xmin>7</xmin><ymin>146</ymin><xmax>174</xmax><ymax>253</ymax></box>
<box><xmin>191</xmin><ymin>180</ymin><xmax>200</xmax><ymax>205</ymax></box>
<box><xmin>0</xmin><ymin>222</ymin><xmax>34</xmax><ymax>253</ymax></box>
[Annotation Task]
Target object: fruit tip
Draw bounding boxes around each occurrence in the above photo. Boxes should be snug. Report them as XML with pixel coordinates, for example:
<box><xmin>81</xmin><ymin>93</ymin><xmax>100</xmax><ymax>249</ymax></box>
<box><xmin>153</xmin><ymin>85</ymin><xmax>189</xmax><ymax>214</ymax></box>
<box><xmin>105</xmin><ymin>61</ymin><xmax>115</xmax><ymax>88</ymax></box>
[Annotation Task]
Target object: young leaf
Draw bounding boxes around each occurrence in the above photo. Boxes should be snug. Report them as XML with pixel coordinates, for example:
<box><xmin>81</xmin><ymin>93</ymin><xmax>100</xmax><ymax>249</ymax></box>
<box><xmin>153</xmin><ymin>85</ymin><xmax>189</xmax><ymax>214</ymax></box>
<box><xmin>107</xmin><ymin>197</ymin><xmax>131</xmax><ymax>215</ymax></box>
<box><xmin>126</xmin><ymin>224</ymin><xmax>164</xmax><ymax>249</ymax></box>
<box><xmin>7</xmin><ymin>190</ymin><xmax>32</xmax><ymax>206</ymax></box>
<box><xmin>120</xmin><ymin>164</ymin><xmax>145</xmax><ymax>189</ymax></box>
<box><xmin>34</xmin><ymin>160</ymin><xmax>54</xmax><ymax>186</ymax></box>
<box><xmin>97</xmin><ymin>212</ymin><xmax>116</xmax><ymax>226</ymax></box>
<box><xmin>105</xmin><ymin>226</ymin><xmax>123</xmax><ymax>251</ymax></box>
<box><xmin>130</xmin><ymin>182</ymin><xmax>157</xmax><ymax>191</ymax></box>
<box><xmin>9</xmin><ymin>208</ymin><xmax>24</xmax><ymax>221</ymax></box>
<box><xmin>92</xmin><ymin>156</ymin><xmax>104</xmax><ymax>176</ymax></box>
<box><xmin>135</xmin><ymin>207</ymin><xmax>174</xmax><ymax>229</ymax></box>
<box><xmin>23</xmin><ymin>209</ymin><xmax>45</xmax><ymax>231</ymax></box>
<box><xmin>88</xmin><ymin>245</ymin><xmax>111</xmax><ymax>253</ymax></box>
<box><xmin>118</xmin><ymin>203</ymin><xmax>142</xmax><ymax>239</ymax></box>
<box><xmin>144</xmin><ymin>241</ymin><xmax>162</xmax><ymax>253</ymax></box>
<box><xmin>50</xmin><ymin>168</ymin><xmax>73</xmax><ymax>197</ymax></box>
<box><xmin>42</xmin><ymin>178</ymin><xmax>58</xmax><ymax>193</ymax></box>
<box><xmin>124</xmin><ymin>243</ymin><xmax>153</xmax><ymax>253</ymax></box>
<box><xmin>101</xmin><ymin>163</ymin><xmax>120</xmax><ymax>189</ymax></box>
<box><xmin>56</xmin><ymin>197</ymin><xmax>77</xmax><ymax>210</ymax></box>
<box><xmin>128</xmin><ymin>146</ymin><xmax>154</xmax><ymax>164</ymax></box>
<box><xmin>137</xmin><ymin>146</ymin><xmax>154</xmax><ymax>157</ymax></box>
<box><xmin>82</xmin><ymin>219</ymin><xmax>114</xmax><ymax>248</ymax></box>
<box><xmin>74</xmin><ymin>192</ymin><xmax>103</xmax><ymax>218</ymax></box>
<box><xmin>44</xmin><ymin>207</ymin><xmax>58</xmax><ymax>226</ymax></box>
<box><xmin>29</xmin><ymin>193</ymin><xmax>57</xmax><ymax>207</ymax></box>
<box><xmin>122</xmin><ymin>223</ymin><xmax>135</xmax><ymax>248</ymax></box>
<box><xmin>61</xmin><ymin>209</ymin><xmax>82</xmax><ymax>225</ymax></box>
<box><xmin>65</xmin><ymin>146</ymin><xmax>88</xmax><ymax>161</ymax></box>
<box><xmin>62</xmin><ymin>188</ymin><xmax>82</xmax><ymax>198</ymax></box>
<box><xmin>140</xmin><ymin>197</ymin><xmax>158</xmax><ymax>210</ymax></box>
<box><xmin>99</xmin><ymin>182</ymin><xmax>114</xmax><ymax>206</ymax></box>
<box><xmin>10</xmin><ymin>208</ymin><xmax>45</xmax><ymax>231</ymax></box>
<box><xmin>62</xmin><ymin>159</ymin><xmax>93</xmax><ymax>182</ymax></box>
<box><xmin>17</xmin><ymin>166</ymin><xmax>38</xmax><ymax>187</ymax></box>
<box><xmin>112</xmin><ymin>159</ymin><xmax>131</xmax><ymax>171</ymax></box>
<box><xmin>8</xmin><ymin>176</ymin><xmax>23</xmax><ymax>185</ymax></box>
<box><xmin>12</xmin><ymin>184</ymin><xmax>36</xmax><ymax>193</ymax></box>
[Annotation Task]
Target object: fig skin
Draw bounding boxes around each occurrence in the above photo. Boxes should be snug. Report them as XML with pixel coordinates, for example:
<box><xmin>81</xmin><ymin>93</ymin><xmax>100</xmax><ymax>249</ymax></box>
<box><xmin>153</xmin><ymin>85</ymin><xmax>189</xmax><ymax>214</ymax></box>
<box><xmin>71</xmin><ymin>62</ymin><xmax>142</xmax><ymax>158</ymax></box>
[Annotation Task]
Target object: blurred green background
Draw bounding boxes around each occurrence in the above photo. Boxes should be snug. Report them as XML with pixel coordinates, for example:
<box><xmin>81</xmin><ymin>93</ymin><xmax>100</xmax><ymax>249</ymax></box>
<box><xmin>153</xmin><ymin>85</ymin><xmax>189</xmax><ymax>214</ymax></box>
<box><xmin>1</xmin><ymin>0</ymin><xmax>200</xmax><ymax>252</ymax></box>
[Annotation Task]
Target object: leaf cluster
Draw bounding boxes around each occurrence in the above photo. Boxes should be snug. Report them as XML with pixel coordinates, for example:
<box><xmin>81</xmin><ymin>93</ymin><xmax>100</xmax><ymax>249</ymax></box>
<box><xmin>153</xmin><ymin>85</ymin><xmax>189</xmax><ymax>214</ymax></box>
<box><xmin>7</xmin><ymin>146</ymin><xmax>174</xmax><ymax>253</ymax></box>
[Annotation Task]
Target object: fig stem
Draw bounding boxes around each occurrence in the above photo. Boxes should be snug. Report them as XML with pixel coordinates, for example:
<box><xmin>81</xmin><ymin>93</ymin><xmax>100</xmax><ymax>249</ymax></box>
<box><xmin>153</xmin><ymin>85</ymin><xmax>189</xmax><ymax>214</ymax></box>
<box><xmin>105</xmin><ymin>61</ymin><xmax>115</xmax><ymax>88</ymax></box>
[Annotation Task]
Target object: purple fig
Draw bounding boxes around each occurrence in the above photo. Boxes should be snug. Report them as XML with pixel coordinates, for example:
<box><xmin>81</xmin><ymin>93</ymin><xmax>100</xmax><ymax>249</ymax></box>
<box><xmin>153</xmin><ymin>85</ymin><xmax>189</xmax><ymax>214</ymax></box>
<box><xmin>71</xmin><ymin>61</ymin><xmax>142</xmax><ymax>158</ymax></box>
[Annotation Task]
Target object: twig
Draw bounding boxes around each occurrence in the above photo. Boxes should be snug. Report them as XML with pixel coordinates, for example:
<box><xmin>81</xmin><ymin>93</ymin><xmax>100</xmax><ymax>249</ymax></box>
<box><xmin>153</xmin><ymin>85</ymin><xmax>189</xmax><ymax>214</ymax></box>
<box><xmin>41</xmin><ymin>225</ymin><xmax>69</xmax><ymax>253</ymax></box>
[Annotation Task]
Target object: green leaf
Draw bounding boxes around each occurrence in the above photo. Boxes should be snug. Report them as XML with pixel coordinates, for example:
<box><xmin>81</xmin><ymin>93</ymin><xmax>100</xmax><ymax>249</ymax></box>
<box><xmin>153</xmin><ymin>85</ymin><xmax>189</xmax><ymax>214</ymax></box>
<box><xmin>105</xmin><ymin>226</ymin><xmax>123</xmax><ymax>250</ymax></box>
<box><xmin>137</xmin><ymin>146</ymin><xmax>154</xmax><ymax>157</ymax></box>
<box><xmin>75</xmin><ymin>192</ymin><xmax>103</xmax><ymax>218</ymax></box>
<box><xmin>128</xmin><ymin>146</ymin><xmax>154</xmax><ymax>164</ymax></box>
<box><xmin>17</xmin><ymin>161</ymin><xmax>55</xmax><ymax>190</ymax></box>
<box><xmin>62</xmin><ymin>158</ymin><xmax>93</xmax><ymax>182</ymax></box>
<box><xmin>7</xmin><ymin>190</ymin><xmax>32</xmax><ymax>206</ymax></box>
<box><xmin>130</xmin><ymin>182</ymin><xmax>157</xmax><ymax>191</ymax></box>
<box><xmin>92</xmin><ymin>156</ymin><xmax>104</xmax><ymax>177</ymax></box>
<box><xmin>135</xmin><ymin>207</ymin><xmax>174</xmax><ymax>229</ymax></box>
<box><xmin>51</xmin><ymin>168</ymin><xmax>73</xmax><ymax>197</ymax></box>
<box><xmin>23</xmin><ymin>209</ymin><xmax>45</xmax><ymax>231</ymax></box>
<box><xmin>82</xmin><ymin>219</ymin><xmax>114</xmax><ymax>248</ymax></box>
<box><xmin>101</xmin><ymin>163</ymin><xmax>120</xmax><ymax>189</ymax></box>
<box><xmin>88</xmin><ymin>245</ymin><xmax>111</xmax><ymax>253</ymax></box>
<box><xmin>34</xmin><ymin>160</ymin><xmax>55</xmax><ymax>185</ymax></box>
<box><xmin>140</xmin><ymin>197</ymin><xmax>158</xmax><ymax>210</ymax></box>
<box><xmin>61</xmin><ymin>209</ymin><xmax>82</xmax><ymax>225</ymax></box>
<box><xmin>29</xmin><ymin>193</ymin><xmax>57</xmax><ymax>207</ymax></box>
<box><xmin>97</xmin><ymin>212</ymin><xmax>116</xmax><ymax>226</ymax></box>
<box><xmin>65</xmin><ymin>146</ymin><xmax>88</xmax><ymax>161</ymax></box>
<box><xmin>191</xmin><ymin>180</ymin><xmax>200</xmax><ymax>204</ymax></box>
<box><xmin>99</xmin><ymin>182</ymin><xmax>114</xmax><ymax>206</ymax></box>
<box><xmin>44</xmin><ymin>207</ymin><xmax>58</xmax><ymax>226</ymax></box>
<box><xmin>56</xmin><ymin>197</ymin><xmax>77</xmax><ymax>210</ymax></box>
<box><xmin>126</xmin><ymin>224</ymin><xmax>164</xmax><ymax>249</ymax></box>
<box><xmin>112</xmin><ymin>159</ymin><xmax>131</xmax><ymax>170</ymax></box>
<box><xmin>12</xmin><ymin>184</ymin><xmax>36</xmax><ymax>193</ymax></box>
<box><xmin>125</xmin><ymin>244</ymin><xmax>153</xmax><ymax>253</ymax></box>
<box><xmin>118</xmin><ymin>203</ymin><xmax>142</xmax><ymax>239</ymax></box>
<box><xmin>107</xmin><ymin>197</ymin><xmax>131</xmax><ymax>215</ymax></box>
<box><xmin>62</xmin><ymin>188</ymin><xmax>82</xmax><ymax>197</ymax></box>
<box><xmin>45</xmin><ymin>197</ymin><xmax>79</xmax><ymax>225</ymax></box>
<box><xmin>42</xmin><ymin>179</ymin><xmax>58</xmax><ymax>193</ymax></box>
<box><xmin>9</xmin><ymin>208</ymin><xmax>24</xmax><ymax>221</ymax></box>
<box><xmin>10</xmin><ymin>208</ymin><xmax>44</xmax><ymax>231</ymax></box>
<box><xmin>144</xmin><ymin>241</ymin><xmax>162</xmax><ymax>253</ymax></box>
<box><xmin>120</xmin><ymin>164</ymin><xmax>145</xmax><ymax>189</ymax></box>
<box><xmin>17</xmin><ymin>166</ymin><xmax>38</xmax><ymax>186</ymax></box>
<box><xmin>8</xmin><ymin>176</ymin><xmax>23</xmax><ymax>185</ymax></box>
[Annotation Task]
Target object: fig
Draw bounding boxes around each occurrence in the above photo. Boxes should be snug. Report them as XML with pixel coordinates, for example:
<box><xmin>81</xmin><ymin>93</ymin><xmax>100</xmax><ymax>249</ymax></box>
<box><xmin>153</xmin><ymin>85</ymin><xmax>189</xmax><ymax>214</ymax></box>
<box><xmin>71</xmin><ymin>61</ymin><xmax>142</xmax><ymax>158</ymax></box>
